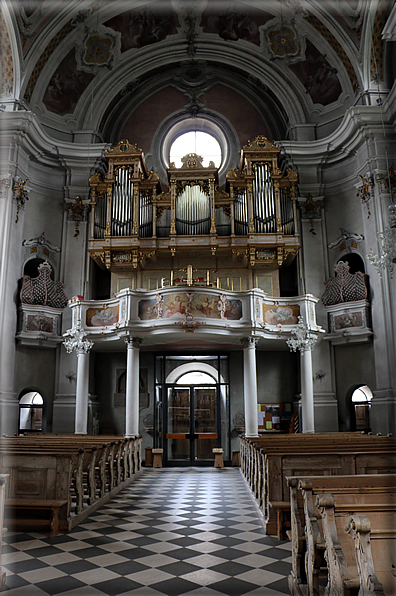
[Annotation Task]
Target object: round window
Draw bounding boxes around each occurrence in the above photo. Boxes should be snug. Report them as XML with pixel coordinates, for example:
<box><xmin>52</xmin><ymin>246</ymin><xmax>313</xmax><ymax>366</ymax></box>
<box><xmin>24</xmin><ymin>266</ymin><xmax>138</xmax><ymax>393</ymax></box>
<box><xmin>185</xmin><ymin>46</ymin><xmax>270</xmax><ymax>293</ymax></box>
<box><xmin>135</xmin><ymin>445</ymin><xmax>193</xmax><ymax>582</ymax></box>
<box><xmin>169</xmin><ymin>131</ymin><xmax>222</xmax><ymax>168</ymax></box>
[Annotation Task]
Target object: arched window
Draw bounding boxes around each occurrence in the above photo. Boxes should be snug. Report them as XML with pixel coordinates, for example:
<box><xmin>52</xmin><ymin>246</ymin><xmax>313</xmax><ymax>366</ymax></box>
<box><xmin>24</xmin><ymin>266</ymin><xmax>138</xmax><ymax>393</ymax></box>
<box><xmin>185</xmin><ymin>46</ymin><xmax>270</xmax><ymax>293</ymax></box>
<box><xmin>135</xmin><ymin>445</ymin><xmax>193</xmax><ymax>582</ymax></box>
<box><xmin>351</xmin><ymin>385</ymin><xmax>372</xmax><ymax>432</ymax></box>
<box><xmin>337</xmin><ymin>253</ymin><xmax>365</xmax><ymax>274</ymax></box>
<box><xmin>169</xmin><ymin>131</ymin><xmax>222</xmax><ymax>168</ymax></box>
<box><xmin>18</xmin><ymin>391</ymin><xmax>44</xmax><ymax>434</ymax></box>
<box><xmin>23</xmin><ymin>258</ymin><xmax>54</xmax><ymax>279</ymax></box>
<box><xmin>176</xmin><ymin>371</ymin><xmax>216</xmax><ymax>385</ymax></box>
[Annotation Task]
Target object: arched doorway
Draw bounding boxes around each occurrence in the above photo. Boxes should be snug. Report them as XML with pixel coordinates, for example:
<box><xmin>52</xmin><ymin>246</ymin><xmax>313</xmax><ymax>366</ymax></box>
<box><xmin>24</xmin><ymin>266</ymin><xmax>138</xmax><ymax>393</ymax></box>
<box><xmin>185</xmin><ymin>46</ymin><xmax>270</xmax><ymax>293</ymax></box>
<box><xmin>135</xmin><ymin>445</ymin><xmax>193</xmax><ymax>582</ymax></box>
<box><xmin>18</xmin><ymin>391</ymin><xmax>44</xmax><ymax>434</ymax></box>
<box><xmin>155</xmin><ymin>355</ymin><xmax>230</xmax><ymax>466</ymax></box>
<box><xmin>349</xmin><ymin>385</ymin><xmax>373</xmax><ymax>432</ymax></box>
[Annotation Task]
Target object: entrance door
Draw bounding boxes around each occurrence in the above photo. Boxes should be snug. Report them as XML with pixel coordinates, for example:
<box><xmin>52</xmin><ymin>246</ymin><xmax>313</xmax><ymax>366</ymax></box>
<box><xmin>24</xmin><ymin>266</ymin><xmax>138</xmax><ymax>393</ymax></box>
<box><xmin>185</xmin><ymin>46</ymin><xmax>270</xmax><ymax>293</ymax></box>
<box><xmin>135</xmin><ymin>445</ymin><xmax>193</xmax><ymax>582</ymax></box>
<box><xmin>165</xmin><ymin>385</ymin><xmax>219</xmax><ymax>465</ymax></box>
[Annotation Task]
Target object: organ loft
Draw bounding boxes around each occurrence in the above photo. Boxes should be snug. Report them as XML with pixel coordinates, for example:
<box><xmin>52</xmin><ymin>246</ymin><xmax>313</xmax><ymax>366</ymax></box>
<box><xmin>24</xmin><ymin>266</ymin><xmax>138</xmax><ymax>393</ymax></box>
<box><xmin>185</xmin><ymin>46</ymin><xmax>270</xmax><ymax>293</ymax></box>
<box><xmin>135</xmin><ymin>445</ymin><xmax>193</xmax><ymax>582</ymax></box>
<box><xmin>88</xmin><ymin>136</ymin><xmax>299</xmax><ymax>291</ymax></box>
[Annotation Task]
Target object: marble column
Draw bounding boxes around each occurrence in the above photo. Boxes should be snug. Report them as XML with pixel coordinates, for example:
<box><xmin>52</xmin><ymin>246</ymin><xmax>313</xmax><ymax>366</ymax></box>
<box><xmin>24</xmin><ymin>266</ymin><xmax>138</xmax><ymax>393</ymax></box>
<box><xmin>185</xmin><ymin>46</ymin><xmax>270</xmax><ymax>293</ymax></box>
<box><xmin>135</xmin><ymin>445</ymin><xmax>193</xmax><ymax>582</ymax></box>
<box><xmin>75</xmin><ymin>348</ymin><xmax>90</xmax><ymax>434</ymax></box>
<box><xmin>63</xmin><ymin>323</ymin><xmax>93</xmax><ymax>434</ymax></box>
<box><xmin>125</xmin><ymin>337</ymin><xmax>142</xmax><ymax>437</ymax></box>
<box><xmin>301</xmin><ymin>347</ymin><xmax>315</xmax><ymax>433</ymax></box>
<box><xmin>241</xmin><ymin>337</ymin><xmax>259</xmax><ymax>437</ymax></box>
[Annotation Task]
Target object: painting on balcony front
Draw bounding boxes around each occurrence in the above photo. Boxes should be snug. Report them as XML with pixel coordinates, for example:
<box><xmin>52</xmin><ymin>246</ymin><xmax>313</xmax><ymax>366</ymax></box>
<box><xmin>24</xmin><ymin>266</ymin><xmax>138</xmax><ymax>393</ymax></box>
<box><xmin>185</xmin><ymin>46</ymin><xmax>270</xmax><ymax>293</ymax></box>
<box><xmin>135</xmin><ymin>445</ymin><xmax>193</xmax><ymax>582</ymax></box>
<box><xmin>262</xmin><ymin>303</ymin><xmax>300</xmax><ymax>326</ymax></box>
<box><xmin>138</xmin><ymin>293</ymin><xmax>242</xmax><ymax>321</ymax></box>
<box><xmin>86</xmin><ymin>306</ymin><xmax>119</xmax><ymax>326</ymax></box>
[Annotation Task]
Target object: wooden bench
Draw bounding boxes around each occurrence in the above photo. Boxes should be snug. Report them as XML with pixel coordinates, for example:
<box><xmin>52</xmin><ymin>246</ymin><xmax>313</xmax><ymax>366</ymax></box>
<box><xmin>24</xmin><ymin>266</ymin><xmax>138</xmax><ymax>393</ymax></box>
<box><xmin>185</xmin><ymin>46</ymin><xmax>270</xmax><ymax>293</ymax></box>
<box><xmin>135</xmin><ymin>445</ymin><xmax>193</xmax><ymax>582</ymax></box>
<box><xmin>213</xmin><ymin>448</ymin><xmax>224</xmax><ymax>468</ymax></box>
<box><xmin>4</xmin><ymin>498</ymin><xmax>68</xmax><ymax>537</ymax></box>
<box><xmin>269</xmin><ymin>501</ymin><xmax>291</xmax><ymax>540</ymax></box>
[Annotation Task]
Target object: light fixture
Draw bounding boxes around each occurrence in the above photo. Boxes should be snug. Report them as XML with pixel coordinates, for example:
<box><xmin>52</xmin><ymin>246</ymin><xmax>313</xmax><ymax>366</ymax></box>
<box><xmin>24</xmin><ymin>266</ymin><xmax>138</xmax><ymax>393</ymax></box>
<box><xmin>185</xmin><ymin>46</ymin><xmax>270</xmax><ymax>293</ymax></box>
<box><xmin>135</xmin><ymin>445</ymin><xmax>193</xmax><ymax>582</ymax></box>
<box><xmin>286</xmin><ymin>316</ymin><xmax>318</xmax><ymax>352</ymax></box>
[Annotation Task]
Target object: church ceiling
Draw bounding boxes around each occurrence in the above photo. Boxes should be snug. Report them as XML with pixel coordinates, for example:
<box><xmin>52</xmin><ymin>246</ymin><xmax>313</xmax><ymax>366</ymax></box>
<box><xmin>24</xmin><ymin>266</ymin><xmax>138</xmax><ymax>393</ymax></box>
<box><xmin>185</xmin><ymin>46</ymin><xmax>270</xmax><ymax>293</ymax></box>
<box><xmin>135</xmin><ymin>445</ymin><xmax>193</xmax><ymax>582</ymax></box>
<box><xmin>1</xmin><ymin>0</ymin><xmax>392</xmax><ymax>139</ymax></box>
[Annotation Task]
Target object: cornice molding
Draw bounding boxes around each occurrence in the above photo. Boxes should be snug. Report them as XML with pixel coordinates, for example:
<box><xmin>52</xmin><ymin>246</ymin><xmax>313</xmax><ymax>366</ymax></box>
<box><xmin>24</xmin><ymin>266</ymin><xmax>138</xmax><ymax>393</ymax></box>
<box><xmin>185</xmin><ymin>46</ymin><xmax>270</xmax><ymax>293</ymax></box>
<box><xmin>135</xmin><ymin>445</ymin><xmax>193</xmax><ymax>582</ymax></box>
<box><xmin>0</xmin><ymin>111</ymin><xmax>108</xmax><ymax>168</ymax></box>
<box><xmin>279</xmin><ymin>104</ymin><xmax>395</xmax><ymax>166</ymax></box>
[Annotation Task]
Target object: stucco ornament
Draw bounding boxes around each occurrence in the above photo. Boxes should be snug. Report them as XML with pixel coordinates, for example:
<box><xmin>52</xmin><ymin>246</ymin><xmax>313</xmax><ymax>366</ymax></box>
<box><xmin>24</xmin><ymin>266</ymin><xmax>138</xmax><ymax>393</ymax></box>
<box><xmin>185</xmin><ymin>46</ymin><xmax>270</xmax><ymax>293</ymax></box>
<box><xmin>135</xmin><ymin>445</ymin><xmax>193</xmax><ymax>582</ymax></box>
<box><xmin>63</xmin><ymin>322</ymin><xmax>93</xmax><ymax>354</ymax></box>
<box><xmin>286</xmin><ymin>316</ymin><xmax>318</xmax><ymax>352</ymax></box>
<box><xmin>368</xmin><ymin>203</ymin><xmax>396</xmax><ymax>277</ymax></box>
<box><xmin>262</xmin><ymin>19</ymin><xmax>305</xmax><ymax>63</ymax></box>
<box><xmin>75</xmin><ymin>25</ymin><xmax>121</xmax><ymax>73</ymax></box>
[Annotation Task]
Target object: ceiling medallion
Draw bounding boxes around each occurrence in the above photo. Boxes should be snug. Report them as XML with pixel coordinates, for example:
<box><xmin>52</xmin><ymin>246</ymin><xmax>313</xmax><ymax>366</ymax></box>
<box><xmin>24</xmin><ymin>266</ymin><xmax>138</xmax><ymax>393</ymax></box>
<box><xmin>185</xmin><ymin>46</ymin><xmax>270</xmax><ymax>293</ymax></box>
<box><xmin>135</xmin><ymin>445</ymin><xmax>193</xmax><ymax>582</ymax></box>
<box><xmin>262</xmin><ymin>19</ymin><xmax>304</xmax><ymax>63</ymax></box>
<box><xmin>76</xmin><ymin>25</ymin><xmax>121</xmax><ymax>73</ymax></box>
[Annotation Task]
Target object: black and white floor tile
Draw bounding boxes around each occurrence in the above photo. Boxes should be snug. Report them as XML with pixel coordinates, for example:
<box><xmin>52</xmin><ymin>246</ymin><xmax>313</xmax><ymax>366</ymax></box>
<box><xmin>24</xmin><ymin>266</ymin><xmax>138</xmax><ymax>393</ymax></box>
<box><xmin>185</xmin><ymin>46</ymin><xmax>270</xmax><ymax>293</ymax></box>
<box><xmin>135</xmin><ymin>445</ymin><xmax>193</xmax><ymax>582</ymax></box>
<box><xmin>1</xmin><ymin>468</ymin><xmax>292</xmax><ymax>595</ymax></box>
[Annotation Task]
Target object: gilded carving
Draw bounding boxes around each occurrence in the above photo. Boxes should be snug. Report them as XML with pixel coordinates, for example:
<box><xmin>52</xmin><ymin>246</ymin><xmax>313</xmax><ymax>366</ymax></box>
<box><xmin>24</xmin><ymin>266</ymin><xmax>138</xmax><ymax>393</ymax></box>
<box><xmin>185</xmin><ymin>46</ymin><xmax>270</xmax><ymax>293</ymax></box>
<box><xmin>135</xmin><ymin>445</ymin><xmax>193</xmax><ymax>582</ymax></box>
<box><xmin>243</xmin><ymin>136</ymin><xmax>278</xmax><ymax>151</ymax></box>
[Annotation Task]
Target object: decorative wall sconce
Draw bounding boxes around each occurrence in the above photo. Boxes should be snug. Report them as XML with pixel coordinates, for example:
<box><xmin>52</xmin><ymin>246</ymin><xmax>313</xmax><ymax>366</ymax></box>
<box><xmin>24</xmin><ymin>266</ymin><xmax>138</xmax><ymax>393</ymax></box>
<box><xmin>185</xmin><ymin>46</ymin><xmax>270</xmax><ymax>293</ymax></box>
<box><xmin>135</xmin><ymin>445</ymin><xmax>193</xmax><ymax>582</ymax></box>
<box><xmin>13</xmin><ymin>178</ymin><xmax>29</xmax><ymax>223</ymax></box>
<box><xmin>356</xmin><ymin>174</ymin><xmax>373</xmax><ymax>218</ymax></box>
<box><xmin>65</xmin><ymin>371</ymin><xmax>76</xmax><ymax>383</ymax></box>
<box><xmin>65</xmin><ymin>196</ymin><xmax>90</xmax><ymax>237</ymax></box>
<box><xmin>300</xmin><ymin>194</ymin><xmax>323</xmax><ymax>235</ymax></box>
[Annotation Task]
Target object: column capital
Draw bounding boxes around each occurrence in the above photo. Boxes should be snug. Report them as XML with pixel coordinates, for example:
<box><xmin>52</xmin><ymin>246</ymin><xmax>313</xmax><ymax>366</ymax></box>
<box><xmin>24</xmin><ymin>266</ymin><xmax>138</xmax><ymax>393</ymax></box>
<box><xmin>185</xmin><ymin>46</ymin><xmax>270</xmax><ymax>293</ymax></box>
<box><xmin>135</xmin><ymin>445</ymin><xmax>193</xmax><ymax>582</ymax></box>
<box><xmin>241</xmin><ymin>337</ymin><xmax>259</xmax><ymax>349</ymax></box>
<box><xmin>125</xmin><ymin>336</ymin><xmax>142</xmax><ymax>348</ymax></box>
<box><xmin>63</xmin><ymin>323</ymin><xmax>93</xmax><ymax>354</ymax></box>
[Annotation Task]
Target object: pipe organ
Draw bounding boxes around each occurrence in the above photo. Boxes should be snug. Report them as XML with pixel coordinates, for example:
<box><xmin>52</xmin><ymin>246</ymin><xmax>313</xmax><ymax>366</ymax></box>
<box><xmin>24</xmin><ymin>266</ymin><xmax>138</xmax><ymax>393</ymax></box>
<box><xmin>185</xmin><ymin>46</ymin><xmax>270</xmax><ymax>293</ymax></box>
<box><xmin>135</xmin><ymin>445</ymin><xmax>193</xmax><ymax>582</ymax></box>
<box><xmin>88</xmin><ymin>136</ymin><xmax>300</xmax><ymax>274</ymax></box>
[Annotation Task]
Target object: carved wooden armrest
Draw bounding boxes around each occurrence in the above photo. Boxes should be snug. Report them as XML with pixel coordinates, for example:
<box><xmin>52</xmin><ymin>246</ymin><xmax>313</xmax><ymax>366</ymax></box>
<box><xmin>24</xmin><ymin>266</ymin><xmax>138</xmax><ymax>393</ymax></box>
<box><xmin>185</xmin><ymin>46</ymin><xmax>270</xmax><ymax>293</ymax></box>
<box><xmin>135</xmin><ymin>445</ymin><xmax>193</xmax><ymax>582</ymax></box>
<box><xmin>345</xmin><ymin>515</ymin><xmax>385</xmax><ymax>596</ymax></box>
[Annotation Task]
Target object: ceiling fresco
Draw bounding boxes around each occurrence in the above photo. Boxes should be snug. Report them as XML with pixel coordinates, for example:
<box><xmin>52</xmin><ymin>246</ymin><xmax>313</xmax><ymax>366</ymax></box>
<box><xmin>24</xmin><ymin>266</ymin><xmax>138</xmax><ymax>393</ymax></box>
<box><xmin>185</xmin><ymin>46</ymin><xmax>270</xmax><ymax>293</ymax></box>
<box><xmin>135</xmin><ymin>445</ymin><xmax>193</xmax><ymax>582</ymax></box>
<box><xmin>289</xmin><ymin>40</ymin><xmax>342</xmax><ymax>106</ymax></box>
<box><xmin>0</xmin><ymin>0</ymin><xmax>392</xmax><ymax>140</ymax></box>
<box><xmin>104</xmin><ymin>1</ymin><xmax>179</xmax><ymax>52</ymax></box>
<box><xmin>201</xmin><ymin>4</ymin><xmax>273</xmax><ymax>45</ymax></box>
<box><xmin>43</xmin><ymin>50</ymin><xmax>94</xmax><ymax>116</ymax></box>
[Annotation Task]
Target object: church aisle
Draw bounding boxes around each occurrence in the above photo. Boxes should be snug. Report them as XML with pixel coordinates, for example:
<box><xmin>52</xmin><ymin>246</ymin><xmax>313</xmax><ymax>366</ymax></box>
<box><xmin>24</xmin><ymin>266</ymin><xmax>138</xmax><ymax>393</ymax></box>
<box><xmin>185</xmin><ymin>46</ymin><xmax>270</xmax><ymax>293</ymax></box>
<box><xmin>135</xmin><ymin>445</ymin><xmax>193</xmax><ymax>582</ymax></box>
<box><xmin>1</xmin><ymin>468</ymin><xmax>292</xmax><ymax>595</ymax></box>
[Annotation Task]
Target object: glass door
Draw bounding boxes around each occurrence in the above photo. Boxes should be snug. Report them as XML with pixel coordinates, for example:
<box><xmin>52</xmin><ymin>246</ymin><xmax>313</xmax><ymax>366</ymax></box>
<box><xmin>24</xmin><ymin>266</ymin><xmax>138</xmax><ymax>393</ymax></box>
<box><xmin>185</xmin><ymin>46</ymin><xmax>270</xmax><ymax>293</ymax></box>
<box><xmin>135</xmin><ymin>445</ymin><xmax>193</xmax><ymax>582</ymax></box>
<box><xmin>194</xmin><ymin>387</ymin><xmax>218</xmax><ymax>461</ymax></box>
<box><xmin>166</xmin><ymin>387</ymin><xmax>191</xmax><ymax>462</ymax></box>
<box><xmin>165</xmin><ymin>386</ymin><xmax>219</xmax><ymax>465</ymax></box>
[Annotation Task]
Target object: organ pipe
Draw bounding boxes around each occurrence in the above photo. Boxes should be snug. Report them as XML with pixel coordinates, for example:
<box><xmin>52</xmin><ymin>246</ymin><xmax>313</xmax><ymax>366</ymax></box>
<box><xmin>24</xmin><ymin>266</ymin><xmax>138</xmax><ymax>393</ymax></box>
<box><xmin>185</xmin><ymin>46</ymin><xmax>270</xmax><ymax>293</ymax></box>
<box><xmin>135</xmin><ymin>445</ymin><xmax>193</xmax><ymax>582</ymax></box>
<box><xmin>175</xmin><ymin>185</ymin><xmax>210</xmax><ymax>235</ymax></box>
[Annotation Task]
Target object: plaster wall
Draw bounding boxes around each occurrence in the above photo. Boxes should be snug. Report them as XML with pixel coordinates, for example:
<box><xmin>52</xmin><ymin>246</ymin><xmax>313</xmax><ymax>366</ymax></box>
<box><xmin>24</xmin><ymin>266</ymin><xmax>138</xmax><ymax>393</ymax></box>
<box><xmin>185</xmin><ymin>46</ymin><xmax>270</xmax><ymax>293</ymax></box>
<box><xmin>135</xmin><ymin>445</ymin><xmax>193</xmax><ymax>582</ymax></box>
<box><xmin>14</xmin><ymin>346</ymin><xmax>56</xmax><ymax>433</ymax></box>
<box><xmin>94</xmin><ymin>351</ymin><xmax>153</xmax><ymax>451</ymax></box>
<box><xmin>256</xmin><ymin>350</ymin><xmax>298</xmax><ymax>404</ymax></box>
<box><xmin>334</xmin><ymin>343</ymin><xmax>376</xmax><ymax>431</ymax></box>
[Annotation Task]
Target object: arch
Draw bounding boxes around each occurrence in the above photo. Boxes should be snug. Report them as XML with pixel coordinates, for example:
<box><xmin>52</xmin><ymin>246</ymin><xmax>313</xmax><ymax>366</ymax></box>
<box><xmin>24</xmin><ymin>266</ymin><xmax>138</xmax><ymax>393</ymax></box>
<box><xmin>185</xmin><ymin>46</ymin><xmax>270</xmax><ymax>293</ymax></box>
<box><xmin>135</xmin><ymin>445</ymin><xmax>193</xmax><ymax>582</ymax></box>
<box><xmin>336</xmin><ymin>252</ymin><xmax>366</xmax><ymax>274</ymax></box>
<box><xmin>18</xmin><ymin>388</ymin><xmax>45</xmax><ymax>434</ymax></box>
<box><xmin>23</xmin><ymin>257</ymin><xmax>55</xmax><ymax>279</ymax></box>
<box><xmin>165</xmin><ymin>362</ymin><xmax>225</xmax><ymax>384</ymax></box>
<box><xmin>32</xmin><ymin>36</ymin><xmax>307</xmax><ymax>135</ymax></box>
<box><xmin>346</xmin><ymin>383</ymin><xmax>373</xmax><ymax>433</ymax></box>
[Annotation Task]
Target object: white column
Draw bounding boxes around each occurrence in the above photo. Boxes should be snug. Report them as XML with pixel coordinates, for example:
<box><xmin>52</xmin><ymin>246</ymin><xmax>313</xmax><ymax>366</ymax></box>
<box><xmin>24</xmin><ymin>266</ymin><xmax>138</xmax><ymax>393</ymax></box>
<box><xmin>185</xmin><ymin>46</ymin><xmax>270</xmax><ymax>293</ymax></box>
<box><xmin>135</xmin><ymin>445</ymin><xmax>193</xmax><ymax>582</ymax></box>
<box><xmin>301</xmin><ymin>348</ymin><xmax>315</xmax><ymax>433</ymax></box>
<box><xmin>242</xmin><ymin>337</ymin><xmax>259</xmax><ymax>437</ymax></box>
<box><xmin>125</xmin><ymin>337</ymin><xmax>142</xmax><ymax>437</ymax></box>
<box><xmin>75</xmin><ymin>348</ymin><xmax>90</xmax><ymax>434</ymax></box>
<box><xmin>63</xmin><ymin>323</ymin><xmax>93</xmax><ymax>434</ymax></box>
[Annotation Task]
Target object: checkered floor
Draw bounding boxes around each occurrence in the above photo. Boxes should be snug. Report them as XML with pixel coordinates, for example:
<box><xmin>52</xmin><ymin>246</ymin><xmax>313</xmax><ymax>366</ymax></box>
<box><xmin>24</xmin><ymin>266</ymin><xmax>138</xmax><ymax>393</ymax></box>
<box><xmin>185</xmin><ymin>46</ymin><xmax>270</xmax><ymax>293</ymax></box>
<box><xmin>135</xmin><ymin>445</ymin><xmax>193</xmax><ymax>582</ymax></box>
<box><xmin>1</xmin><ymin>468</ymin><xmax>291</xmax><ymax>595</ymax></box>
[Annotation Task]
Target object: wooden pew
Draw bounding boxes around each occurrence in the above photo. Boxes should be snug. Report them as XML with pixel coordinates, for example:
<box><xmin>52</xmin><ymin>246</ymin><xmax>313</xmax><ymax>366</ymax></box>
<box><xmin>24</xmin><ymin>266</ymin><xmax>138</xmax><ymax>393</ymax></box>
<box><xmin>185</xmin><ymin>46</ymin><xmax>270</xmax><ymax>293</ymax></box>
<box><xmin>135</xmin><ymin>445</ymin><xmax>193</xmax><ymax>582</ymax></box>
<box><xmin>0</xmin><ymin>435</ymin><xmax>142</xmax><ymax>532</ymax></box>
<box><xmin>0</xmin><ymin>474</ymin><xmax>9</xmax><ymax>592</ymax></box>
<box><xmin>286</xmin><ymin>474</ymin><xmax>396</xmax><ymax>596</ymax></box>
<box><xmin>240</xmin><ymin>434</ymin><xmax>396</xmax><ymax>536</ymax></box>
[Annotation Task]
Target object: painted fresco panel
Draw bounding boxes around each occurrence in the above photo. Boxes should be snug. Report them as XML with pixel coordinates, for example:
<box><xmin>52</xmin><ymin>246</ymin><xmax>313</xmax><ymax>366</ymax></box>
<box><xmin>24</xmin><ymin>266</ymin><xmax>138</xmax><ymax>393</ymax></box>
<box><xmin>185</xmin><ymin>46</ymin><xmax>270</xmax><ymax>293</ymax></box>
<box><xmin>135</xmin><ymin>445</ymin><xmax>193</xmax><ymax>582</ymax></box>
<box><xmin>138</xmin><ymin>293</ymin><xmax>242</xmax><ymax>321</ymax></box>
<box><xmin>86</xmin><ymin>306</ymin><xmax>119</xmax><ymax>327</ymax></box>
<box><xmin>263</xmin><ymin>303</ymin><xmax>300</xmax><ymax>325</ymax></box>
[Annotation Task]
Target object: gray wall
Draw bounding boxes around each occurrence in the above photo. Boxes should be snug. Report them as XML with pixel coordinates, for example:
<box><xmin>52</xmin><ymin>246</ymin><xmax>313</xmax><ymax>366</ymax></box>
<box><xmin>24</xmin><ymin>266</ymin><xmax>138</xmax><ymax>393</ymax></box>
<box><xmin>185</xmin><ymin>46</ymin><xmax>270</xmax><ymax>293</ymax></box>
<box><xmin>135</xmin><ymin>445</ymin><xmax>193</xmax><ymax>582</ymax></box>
<box><xmin>334</xmin><ymin>343</ymin><xmax>376</xmax><ymax>431</ymax></box>
<box><xmin>14</xmin><ymin>345</ymin><xmax>57</xmax><ymax>433</ymax></box>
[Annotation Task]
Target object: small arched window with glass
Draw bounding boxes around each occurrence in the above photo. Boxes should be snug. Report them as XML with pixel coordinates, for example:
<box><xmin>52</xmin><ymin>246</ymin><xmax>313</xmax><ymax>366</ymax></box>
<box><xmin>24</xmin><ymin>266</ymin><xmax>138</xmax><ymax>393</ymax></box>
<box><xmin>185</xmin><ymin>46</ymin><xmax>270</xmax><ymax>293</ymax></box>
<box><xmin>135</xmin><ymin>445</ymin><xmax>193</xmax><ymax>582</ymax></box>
<box><xmin>18</xmin><ymin>391</ymin><xmax>44</xmax><ymax>434</ymax></box>
<box><xmin>351</xmin><ymin>385</ymin><xmax>373</xmax><ymax>432</ymax></box>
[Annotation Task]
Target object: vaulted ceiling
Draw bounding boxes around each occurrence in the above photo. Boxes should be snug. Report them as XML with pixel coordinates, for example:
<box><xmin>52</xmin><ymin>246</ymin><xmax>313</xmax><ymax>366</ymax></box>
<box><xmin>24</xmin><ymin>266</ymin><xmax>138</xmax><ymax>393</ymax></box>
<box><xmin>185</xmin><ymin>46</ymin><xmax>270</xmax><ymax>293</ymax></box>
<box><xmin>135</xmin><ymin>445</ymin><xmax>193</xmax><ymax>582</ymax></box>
<box><xmin>2</xmin><ymin>0</ymin><xmax>394</xmax><ymax>145</ymax></box>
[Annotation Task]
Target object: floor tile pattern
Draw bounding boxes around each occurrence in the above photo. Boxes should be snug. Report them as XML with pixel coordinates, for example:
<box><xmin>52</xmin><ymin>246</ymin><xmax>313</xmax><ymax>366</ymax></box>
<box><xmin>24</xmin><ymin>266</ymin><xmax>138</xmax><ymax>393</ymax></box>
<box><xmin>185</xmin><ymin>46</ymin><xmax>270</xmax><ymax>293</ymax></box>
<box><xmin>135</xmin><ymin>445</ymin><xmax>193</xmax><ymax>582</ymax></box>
<box><xmin>2</xmin><ymin>468</ymin><xmax>291</xmax><ymax>595</ymax></box>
